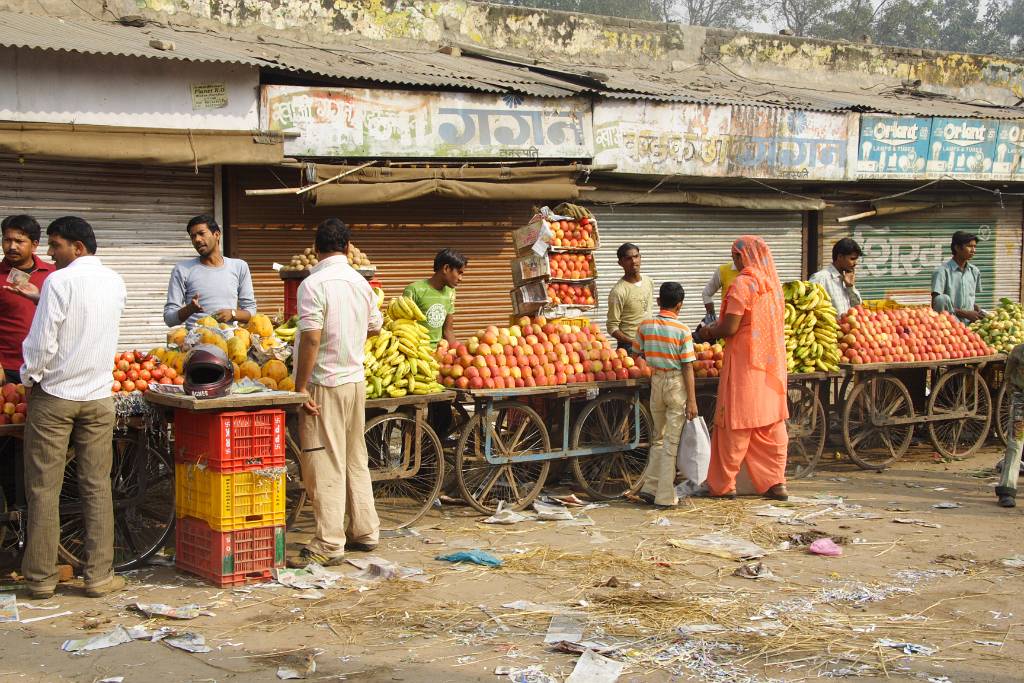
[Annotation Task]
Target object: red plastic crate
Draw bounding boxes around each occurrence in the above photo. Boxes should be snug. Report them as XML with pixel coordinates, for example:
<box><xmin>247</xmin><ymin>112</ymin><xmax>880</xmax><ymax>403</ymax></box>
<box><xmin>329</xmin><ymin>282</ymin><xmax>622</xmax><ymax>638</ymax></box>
<box><xmin>174</xmin><ymin>409</ymin><xmax>285</xmax><ymax>472</ymax></box>
<box><xmin>175</xmin><ymin>516</ymin><xmax>285</xmax><ymax>587</ymax></box>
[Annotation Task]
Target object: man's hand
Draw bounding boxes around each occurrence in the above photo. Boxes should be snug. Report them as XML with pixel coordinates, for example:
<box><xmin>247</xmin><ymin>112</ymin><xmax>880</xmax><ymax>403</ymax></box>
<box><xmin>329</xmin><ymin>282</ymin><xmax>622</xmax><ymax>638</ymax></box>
<box><xmin>188</xmin><ymin>295</ymin><xmax>203</xmax><ymax>315</ymax></box>
<box><xmin>300</xmin><ymin>394</ymin><xmax>320</xmax><ymax>416</ymax></box>
<box><xmin>686</xmin><ymin>400</ymin><xmax>698</xmax><ymax>421</ymax></box>
<box><xmin>213</xmin><ymin>309</ymin><xmax>235</xmax><ymax>323</ymax></box>
<box><xmin>841</xmin><ymin>269</ymin><xmax>856</xmax><ymax>288</ymax></box>
<box><xmin>958</xmin><ymin>309</ymin><xmax>982</xmax><ymax>323</ymax></box>
<box><xmin>3</xmin><ymin>281</ymin><xmax>40</xmax><ymax>303</ymax></box>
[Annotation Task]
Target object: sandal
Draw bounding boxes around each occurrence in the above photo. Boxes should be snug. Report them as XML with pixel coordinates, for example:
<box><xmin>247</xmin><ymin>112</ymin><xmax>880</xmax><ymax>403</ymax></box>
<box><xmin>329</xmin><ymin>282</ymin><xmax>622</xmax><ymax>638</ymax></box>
<box><xmin>765</xmin><ymin>484</ymin><xmax>789</xmax><ymax>501</ymax></box>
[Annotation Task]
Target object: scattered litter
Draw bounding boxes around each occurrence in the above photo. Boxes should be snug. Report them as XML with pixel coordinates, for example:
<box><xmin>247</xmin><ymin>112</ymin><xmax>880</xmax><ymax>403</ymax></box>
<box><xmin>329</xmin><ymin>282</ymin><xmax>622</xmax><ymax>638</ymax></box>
<box><xmin>789</xmin><ymin>494</ymin><xmax>844</xmax><ymax>505</ymax></box>
<box><xmin>602</xmin><ymin>576</ymin><xmax>620</xmax><ymax>588</ymax></box>
<box><xmin>876</xmin><ymin>638</ymin><xmax>937</xmax><ymax>656</ymax></box>
<box><xmin>17</xmin><ymin>602</ymin><xmax>62</xmax><ymax>610</ymax></box>
<box><xmin>753</xmin><ymin>505</ymin><xmax>799</xmax><ymax>519</ymax></box>
<box><xmin>545</xmin><ymin>494</ymin><xmax>588</xmax><ymax>507</ymax></box>
<box><xmin>565</xmin><ymin>649</ymin><xmax>624</xmax><ymax>683</ymax></box>
<box><xmin>273</xmin><ymin>564</ymin><xmax>344</xmax><ymax>590</ymax></box>
<box><xmin>502</xmin><ymin>600</ymin><xmax>579</xmax><ymax>614</ymax></box>
<box><xmin>483</xmin><ymin>507</ymin><xmax>535</xmax><ymax>524</ymax></box>
<box><xmin>668</xmin><ymin>533</ymin><xmax>767</xmax><ymax>560</ymax></box>
<box><xmin>295</xmin><ymin>589</ymin><xmax>324</xmax><ymax>600</ymax></box>
<box><xmin>559</xmin><ymin>514</ymin><xmax>595</xmax><ymax>527</ymax></box>
<box><xmin>932</xmin><ymin>487</ymin><xmax>947</xmax><ymax>491</ymax></box>
<box><xmin>975</xmin><ymin>640</ymin><xmax>1004</xmax><ymax>646</ymax></box>
<box><xmin>127</xmin><ymin>625</ymin><xmax>173</xmax><ymax>641</ymax></box>
<box><xmin>651</xmin><ymin>517</ymin><xmax>672</xmax><ymax>527</ymax></box>
<box><xmin>931</xmin><ymin>502</ymin><xmax>961</xmax><ymax>509</ymax></box>
<box><xmin>98</xmin><ymin>678</ymin><xmax>125</xmax><ymax>683</ymax></box>
<box><xmin>62</xmin><ymin>625</ymin><xmax>134</xmax><ymax>652</ymax></box>
<box><xmin>905</xmin><ymin>482</ymin><xmax>922</xmax><ymax>488</ymax></box>
<box><xmin>989</xmin><ymin>611</ymin><xmax>1013</xmax><ymax>620</ymax></box>
<box><xmin>893</xmin><ymin>518</ymin><xmax>941</xmax><ymax>528</ymax></box>
<box><xmin>925</xmin><ymin>677</ymin><xmax>952</xmax><ymax>683</ymax></box>
<box><xmin>477</xmin><ymin>604</ymin><xmax>510</xmax><ymax>632</ymax></box>
<box><xmin>495</xmin><ymin>665</ymin><xmax>558</xmax><ymax>683</ymax></box>
<box><xmin>788</xmin><ymin>530</ymin><xmax>847</xmax><ymax>547</ymax></box>
<box><xmin>345</xmin><ymin>556</ymin><xmax>427</xmax><ymax>582</ymax></box>
<box><xmin>676</xmin><ymin>624</ymin><xmax>727</xmax><ymax>635</ymax></box>
<box><xmin>885</xmin><ymin>505</ymin><xmax>911</xmax><ymax>512</ymax></box>
<box><xmin>532</xmin><ymin>501</ymin><xmax>574</xmax><ymax>521</ymax></box>
<box><xmin>134</xmin><ymin>603</ymin><xmax>210</xmax><ymax>620</ymax></box>
<box><xmin>436</xmin><ymin>550</ymin><xmax>502</xmax><ymax>567</ymax></box>
<box><xmin>588</xmin><ymin>531</ymin><xmax>610</xmax><ymax>544</ymax></box>
<box><xmin>808</xmin><ymin>538</ymin><xmax>843</xmax><ymax>557</ymax></box>
<box><xmin>380</xmin><ymin>527</ymin><xmax>421</xmax><ymax>538</ymax></box>
<box><xmin>1000</xmin><ymin>555</ymin><xmax>1024</xmax><ymax>569</ymax></box>
<box><xmin>733</xmin><ymin>562</ymin><xmax>777</xmax><ymax>580</ymax></box>
<box><xmin>544</xmin><ymin>614</ymin><xmax>585</xmax><ymax>644</ymax></box>
<box><xmin>19</xmin><ymin>610</ymin><xmax>72</xmax><ymax>624</ymax></box>
<box><xmin>164</xmin><ymin>633</ymin><xmax>212</xmax><ymax>653</ymax></box>
<box><xmin>0</xmin><ymin>594</ymin><xmax>18</xmax><ymax>622</ymax></box>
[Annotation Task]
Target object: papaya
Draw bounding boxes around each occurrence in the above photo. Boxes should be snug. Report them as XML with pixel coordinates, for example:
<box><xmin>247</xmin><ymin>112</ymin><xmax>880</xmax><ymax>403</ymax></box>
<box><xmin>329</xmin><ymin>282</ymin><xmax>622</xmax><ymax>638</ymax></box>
<box><xmin>232</xmin><ymin>362</ymin><xmax>241</xmax><ymax>382</ymax></box>
<box><xmin>246</xmin><ymin>313</ymin><xmax>274</xmax><ymax>338</ymax></box>
<box><xmin>167</xmin><ymin>327</ymin><xmax>187</xmax><ymax>347</ymax></box>
<box><xmin>197</xmin><ymin>328</ymin><xmax>228</xmax><ymax>354</ymax></box>
<box><xmin>226</xmin><ymin>336</ymin><xmax>248</xmax><ymax>365</ymax></box>
<box><xmin>197</xmin><ymin>315</ymin><xmax>219</xmax><ymax>328</ymax></box>
<box><xmin>232</xmin><ymin>327</ymin><xmax>251</xmax><ymax>350</ymax></box>
<box><xmin>278</xmin><ymin>376</ymin><xmax>295</xmax><ymax>392</ymax></box>
<box><xmin>262</xmin><ymin>359</ymin><xmax>288</xmax><ymax>382</ymax></box>
<box><xmin>239</xmin><ymin>360</ymin><xmax>261</xmax><ymax>380</ymax></box>
<box><xmin>256</xmin><ymin>376</ymin><xmax>278</xmax><ymax>390</ymax></box>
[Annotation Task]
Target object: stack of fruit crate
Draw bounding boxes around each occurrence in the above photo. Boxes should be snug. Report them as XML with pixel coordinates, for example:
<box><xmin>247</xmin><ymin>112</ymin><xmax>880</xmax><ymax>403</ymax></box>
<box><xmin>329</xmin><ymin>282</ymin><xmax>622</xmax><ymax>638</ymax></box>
<box><xmin>173</xmin><ymin>409</ymin><xmax>287</xmax><ymax>586</ymax></box>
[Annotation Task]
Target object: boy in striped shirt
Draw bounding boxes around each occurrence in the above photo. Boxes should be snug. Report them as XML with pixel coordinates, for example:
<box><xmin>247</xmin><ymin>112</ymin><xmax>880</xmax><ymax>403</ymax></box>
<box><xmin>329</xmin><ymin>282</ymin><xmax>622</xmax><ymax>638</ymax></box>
<box><xmin>634</xmin><ymin>282</ymin><xmax>698</xmax><ymax>507</ymax></box>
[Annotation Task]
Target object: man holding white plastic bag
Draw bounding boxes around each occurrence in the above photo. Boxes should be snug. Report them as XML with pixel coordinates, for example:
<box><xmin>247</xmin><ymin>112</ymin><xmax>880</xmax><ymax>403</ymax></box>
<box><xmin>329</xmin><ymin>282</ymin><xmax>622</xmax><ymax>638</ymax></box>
<box><xmin>633</xmin><ymin>282</ymin><xmax>698</xmax><ymax>507</ymax></box>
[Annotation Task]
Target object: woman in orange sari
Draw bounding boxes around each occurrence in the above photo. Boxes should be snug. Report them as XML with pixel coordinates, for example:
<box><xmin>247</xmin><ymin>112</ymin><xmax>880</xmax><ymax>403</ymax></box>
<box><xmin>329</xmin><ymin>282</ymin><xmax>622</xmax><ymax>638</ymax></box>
<box><xmin>696</xmin><ymin>236</ymin><xmax>789</xmax><ymax>500</ymax></box>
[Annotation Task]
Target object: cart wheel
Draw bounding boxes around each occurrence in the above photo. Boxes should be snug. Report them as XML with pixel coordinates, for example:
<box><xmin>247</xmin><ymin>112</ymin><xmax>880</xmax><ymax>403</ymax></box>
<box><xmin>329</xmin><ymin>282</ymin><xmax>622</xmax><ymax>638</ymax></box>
<box><xmin>842</xmin><ymin>375</ymin><xmax>915</xmax><ymax>470</ymax></box>
<box><xmin>570</xmin><ymin>395</ymin><xmax>653</xmax><ymax>499</ymax></box>
<box><xmin>995</xmin><ymin>382</ymin><xmax>1012</xmax><ymax>447</ymax></box>
<box><xmin>786</xmin><ymin>383</ymin><xmax>825</xmax><ymax>479</ymax></box>
<box><xmin>365</xmin><ymin>412</ymin><xmax>444</xmax><ymax>530</ymax></box>
<box><xmin>927</xmin><ymin>368</ymin><xmax>992</xmax><ymax>459</ymax></box>
<box><xmin>58</xmin><ymin>427</ymin><xmax>175</xmax><ymax>572</ymax></box>
<box><xmin>284</xmin><ymin>430</ymin><xmax>307</xmax><ymax>529</ymax></box>
<box><xmin>455</xmin><ymin>402</ymin><xmax>551</xmax><ymax>515</ymax></box>
<box><xmin>696</xmin><ymin>390</ymin><xmax>717</xmax><ymax>434</ymax></box>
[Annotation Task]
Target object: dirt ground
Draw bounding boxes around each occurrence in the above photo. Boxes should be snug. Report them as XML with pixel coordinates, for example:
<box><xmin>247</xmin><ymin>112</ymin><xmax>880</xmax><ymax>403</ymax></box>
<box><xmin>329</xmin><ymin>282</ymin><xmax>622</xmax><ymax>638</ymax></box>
<box><xmin>2</xmin><ymin>444</ymin><xmax>1023</xmax><ymax>683</ymax></box>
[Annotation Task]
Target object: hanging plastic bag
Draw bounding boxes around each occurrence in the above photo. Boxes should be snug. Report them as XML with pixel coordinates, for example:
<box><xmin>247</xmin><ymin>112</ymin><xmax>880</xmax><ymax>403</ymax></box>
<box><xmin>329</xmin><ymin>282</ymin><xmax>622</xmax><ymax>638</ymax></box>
<box><xmin>676</xmin><ymin>416</ymin><xmax>711</xmax><ymax>487</ymax></box>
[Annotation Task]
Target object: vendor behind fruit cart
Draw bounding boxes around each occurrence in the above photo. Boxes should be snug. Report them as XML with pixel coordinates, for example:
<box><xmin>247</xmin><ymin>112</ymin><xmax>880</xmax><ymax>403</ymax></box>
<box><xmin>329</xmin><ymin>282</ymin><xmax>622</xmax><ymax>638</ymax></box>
<box><xmin>700</xmin><ymin>250</ymin><xmax>743</xmax><ymax>324</ymax></box>
<box><xmin>809</xmin><ymin>238</ymin><xmax>863</xmax><ymax>316</ymax></box>
<box><xmin>1</xmin><ymin>215</ymin><xmax>56</xmax><ymax>384</ymax></box>
<box><xmin>931</xmin><ymin>231</ymin><xmax>984</xmax><ymax>324</ymax></box>
<box><xmin>607</xmin><ymin>243</ymin><xmax>654</xmax><ymax>354</ymax></box>
<box><xmin>163</xmin><ymin>215</ymin><xmax>257</xmax><ymax>329</ymax></box>
<box><xmin>403</xmin><ymin>248</ymin><xmax>466</xmax><ymax>349</ymax></box>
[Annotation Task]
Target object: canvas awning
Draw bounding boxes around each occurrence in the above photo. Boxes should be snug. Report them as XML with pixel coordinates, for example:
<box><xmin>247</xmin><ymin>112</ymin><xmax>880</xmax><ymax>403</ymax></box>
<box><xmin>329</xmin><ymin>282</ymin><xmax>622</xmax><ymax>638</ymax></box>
<box><xmin>586</xmin><ymin>189</ymin><xmax>826</xmax><ymax>211</ymax></box>
<box><xmin>311</xmin><ymin>178</ymin><xmax>579</xmax><ymax>205</ymax></box>
<box><xmin>0</xmin><ymin>123</ymin><xmax>284</xmax><ymax>167</ymax></box>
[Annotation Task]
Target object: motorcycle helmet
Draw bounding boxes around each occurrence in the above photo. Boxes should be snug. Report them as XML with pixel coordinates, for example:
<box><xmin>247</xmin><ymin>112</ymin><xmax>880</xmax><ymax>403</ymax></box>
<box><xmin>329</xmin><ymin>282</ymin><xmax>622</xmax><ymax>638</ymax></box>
<box><xmin>182</xmin><ymin>344</ymin><xmax>233</xmax><ymax>399</ymax></box>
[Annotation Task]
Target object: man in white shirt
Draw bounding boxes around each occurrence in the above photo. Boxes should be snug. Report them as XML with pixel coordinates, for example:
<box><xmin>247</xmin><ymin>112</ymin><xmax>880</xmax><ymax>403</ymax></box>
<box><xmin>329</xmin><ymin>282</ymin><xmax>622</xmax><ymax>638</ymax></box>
<box><xmin>20</xmin><ymin>216</ymin><xmax>126</xmax><ymax>599</ymax></box>
<box><xmin>290</xmin><ymin>218</ymin><xmax>383</xmax><ymax>567</ymax></box>
<box><xmin>809</xmin><ymin>238</ymin><xmax>863</xmax><ymax>316</ymax></box>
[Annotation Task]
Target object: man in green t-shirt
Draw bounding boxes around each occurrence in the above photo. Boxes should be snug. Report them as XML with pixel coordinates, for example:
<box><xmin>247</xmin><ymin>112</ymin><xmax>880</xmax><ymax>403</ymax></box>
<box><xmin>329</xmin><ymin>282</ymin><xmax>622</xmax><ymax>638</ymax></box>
<box><xmin>403</xmin><ymin>248</ymin><xmax>466</xmax><ymax>349</ymax></box>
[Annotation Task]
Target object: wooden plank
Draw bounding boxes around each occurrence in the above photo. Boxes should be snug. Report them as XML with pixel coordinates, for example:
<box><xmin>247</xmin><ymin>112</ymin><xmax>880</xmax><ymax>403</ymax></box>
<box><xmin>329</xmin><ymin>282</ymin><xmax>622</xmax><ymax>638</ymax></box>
<box><xmin>144</xmin><ymin>390</ymin><xmax>309</xmax><ymax>412</ymax></box>
<box><xmin>366</xmin><ymin>391</ymin><xmax>456</xmax><ymax>410</ymax></box>
<box><xmin>841</xmin><ymin>354</ymin><xmax>1004</xmax><ymax>373</ymax></box>
<box><xmin>0</xmin><ymin>424</ymin><xmax>24</xmax><ymax>438</ymax></box>
<box><xmin>453</xmin><ymin>378</ymin><xmax>648</xmax><ymax>401</ymax></box>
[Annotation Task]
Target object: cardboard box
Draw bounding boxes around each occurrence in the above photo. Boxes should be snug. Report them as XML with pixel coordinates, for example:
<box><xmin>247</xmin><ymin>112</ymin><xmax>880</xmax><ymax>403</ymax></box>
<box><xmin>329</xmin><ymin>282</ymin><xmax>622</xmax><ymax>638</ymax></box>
<box><xmin>511</xmin><ymin>281</ymin><xmax>549</xmax><ymax>316</ymax></box>
<box><xmin>511</xmin><ymin>253</ymin><xmax>551</xmax><ymax>285</ymax></box>
<box><xmin>512</xmin><ymin>220</ymin><xmax>552</xmax><ymax>254</ymax></box>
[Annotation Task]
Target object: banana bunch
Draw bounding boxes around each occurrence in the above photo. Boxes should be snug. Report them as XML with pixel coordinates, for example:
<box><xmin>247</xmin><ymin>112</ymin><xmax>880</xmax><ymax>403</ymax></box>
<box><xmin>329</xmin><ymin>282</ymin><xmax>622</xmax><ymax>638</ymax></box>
<box><xmin>364</xmin><ymin>298</ymin><xmax>441</xmax><ymax>399</ymax></box>
<box><xmin>783</xmin><ymin>281</ymin><xmax>842</xmax><ymax>373</ymax></box>
<box><xmin>274</xmin><ymin>316</ymin><xmax>298</xmax><ymax>343</ymax></box>
<box><xmin>553</xmin><ymin>202</ymin><xmax>594</xmax><ymax>219</ymax></box>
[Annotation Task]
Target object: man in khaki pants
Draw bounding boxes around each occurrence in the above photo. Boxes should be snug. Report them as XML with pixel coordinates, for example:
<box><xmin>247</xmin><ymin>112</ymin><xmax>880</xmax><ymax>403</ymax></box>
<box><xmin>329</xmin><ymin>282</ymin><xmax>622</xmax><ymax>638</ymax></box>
<box><xmin>19</xmin><ymin>217</ymin><xmax>126</xmax><ymax>599</ymax></box>
<box><xmin>291</xmin><ymin>218</ymin><xmax>383</xmax><ymax>566</ymax></box>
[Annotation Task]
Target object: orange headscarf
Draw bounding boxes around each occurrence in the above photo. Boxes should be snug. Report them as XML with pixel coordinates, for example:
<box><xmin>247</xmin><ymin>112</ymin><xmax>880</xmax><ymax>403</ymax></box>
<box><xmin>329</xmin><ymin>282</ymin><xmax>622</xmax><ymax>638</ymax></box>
<box><xmin>730</xmin><ymin>236</ymin><xmax>786</xmax><ymax>380</ymax></box>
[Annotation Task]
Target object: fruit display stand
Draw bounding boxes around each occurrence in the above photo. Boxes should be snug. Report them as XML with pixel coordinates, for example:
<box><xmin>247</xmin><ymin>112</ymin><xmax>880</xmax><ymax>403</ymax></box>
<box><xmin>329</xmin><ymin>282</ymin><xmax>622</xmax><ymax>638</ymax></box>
<box><xmin>450</xmin><ymin>378</ymin><xmax>652</xmax><ymax>514</ymax></box>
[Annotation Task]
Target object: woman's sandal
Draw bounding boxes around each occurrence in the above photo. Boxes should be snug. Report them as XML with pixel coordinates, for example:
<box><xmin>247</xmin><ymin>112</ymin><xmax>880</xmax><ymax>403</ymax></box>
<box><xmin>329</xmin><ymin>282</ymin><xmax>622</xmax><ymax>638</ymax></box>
<box><xmin>764</xmin><ymin>484</ymin><xmax>789</xmax><ymax>501</ymax></box>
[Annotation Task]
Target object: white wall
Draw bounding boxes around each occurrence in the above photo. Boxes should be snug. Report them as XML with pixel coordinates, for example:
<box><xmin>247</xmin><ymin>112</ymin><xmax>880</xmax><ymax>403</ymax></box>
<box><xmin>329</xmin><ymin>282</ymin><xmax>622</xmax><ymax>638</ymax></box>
<box><xmin>0</xmin><ymin>47</ymin><xmax>259</xmax><ymax>130</ymax></box>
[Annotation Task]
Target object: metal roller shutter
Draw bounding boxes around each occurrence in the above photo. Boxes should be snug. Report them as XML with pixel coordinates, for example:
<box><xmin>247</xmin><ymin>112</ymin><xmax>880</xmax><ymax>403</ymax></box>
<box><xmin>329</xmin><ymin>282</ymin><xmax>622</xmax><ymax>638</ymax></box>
<box><xmin>225</xmin><ymin>166</ymin><xmax>535</xmax><ymax>340</ymax></box>
<box><xmin>0</xmin><ymin>156</ymin><xmax>213</xmax><ymax>350</ymax></box>
<box><xmin>821</xmin><ymin>200</ymin><xmax>1023</xmax><ymax>308</ymax></box>
<box><xmin>586</xmin><ymin>205</ymin><xmax>805</xmax><ymax>330</ymax></box>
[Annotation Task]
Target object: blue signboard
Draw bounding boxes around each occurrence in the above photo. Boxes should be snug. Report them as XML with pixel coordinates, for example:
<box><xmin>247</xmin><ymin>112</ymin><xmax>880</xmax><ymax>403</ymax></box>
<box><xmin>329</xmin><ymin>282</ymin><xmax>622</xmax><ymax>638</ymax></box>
<box><xmin>924</xmin><ymin>117</ymin><xmax>998</xmax><ymax>176</ymax></box>
<box><xmin>857</xmin><ymin>115</ymin><xmax>931</xmax><ymax>178</ymax></box>
<box><xmin>995</xmin><ymin>120</ymin><xmax>1024</xmax><ymax>178</ymax></box>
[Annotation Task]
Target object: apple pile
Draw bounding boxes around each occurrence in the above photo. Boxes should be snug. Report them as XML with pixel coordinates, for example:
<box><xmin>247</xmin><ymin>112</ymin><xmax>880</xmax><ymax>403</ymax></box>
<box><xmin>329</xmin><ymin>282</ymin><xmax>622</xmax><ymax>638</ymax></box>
<box><xmin>437</xmin><ymin>316</ymin><xmax>651</xmax><ymax>390</ymax></box>
<box><xmin>839</xmin><ymin>306</ymin><xmax>994</xmax><ymax>365</ymax></box>
<box><xmin>0</xmin><ymin>383</ymin><xmax>28</xmax><ymax>425</ymax></box>
<box><xmin>549</xmin><ymin>218</ymin><xmax>597</xmax><ymax>250</ymax></box>
<box><xmin>693</xmin><ymin>342</ymin><xmax>724</xmax><ymax>378</ymax></box>
<box><xmin>112</xmin><ymin>349</ymin><xmax>182</xmax><ymax>395</ymax></box>
<box><xmin>547</xmin><ymin>283</ymin><xmax>595</xmax><ymax>307</ymax></box>
<box><xmin>549</xmin><ymin>253</ymin><xmax>594</xmax><ymax>281</ymax></box>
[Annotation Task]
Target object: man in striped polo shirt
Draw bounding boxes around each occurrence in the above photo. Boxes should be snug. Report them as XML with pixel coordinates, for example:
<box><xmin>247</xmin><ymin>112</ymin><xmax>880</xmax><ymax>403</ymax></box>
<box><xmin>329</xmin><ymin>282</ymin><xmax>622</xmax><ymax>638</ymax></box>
<box><xmin>634</xmin><ymin>282</ymin><xmax>698</xmax><ymax>507</ymax></box>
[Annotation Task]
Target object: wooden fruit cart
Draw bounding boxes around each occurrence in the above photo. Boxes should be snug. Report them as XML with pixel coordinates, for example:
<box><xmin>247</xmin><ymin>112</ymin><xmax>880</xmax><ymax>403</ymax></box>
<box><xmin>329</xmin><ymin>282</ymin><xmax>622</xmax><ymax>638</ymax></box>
<box><xmin>451</xmin><ymin>379</ymin><xmax>652</xmax><ymax>514</ymax></box>
<box><xmin>285</xmin><ymin>390</ymin><xmax>456</xmax><ymax>531</ymax></box>
<box><xmin>836</xmin><ymin>354</ymin><xmax>1002</xmax><ymax>470</ymax></box>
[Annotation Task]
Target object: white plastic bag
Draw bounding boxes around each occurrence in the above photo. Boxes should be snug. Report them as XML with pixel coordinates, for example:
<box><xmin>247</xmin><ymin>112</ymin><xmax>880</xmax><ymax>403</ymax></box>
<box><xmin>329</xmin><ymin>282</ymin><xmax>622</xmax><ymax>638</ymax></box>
<box><xmin>676</xmin><ymin>416</ymin><xmax>711</xmax><ymax>487</ymax></box>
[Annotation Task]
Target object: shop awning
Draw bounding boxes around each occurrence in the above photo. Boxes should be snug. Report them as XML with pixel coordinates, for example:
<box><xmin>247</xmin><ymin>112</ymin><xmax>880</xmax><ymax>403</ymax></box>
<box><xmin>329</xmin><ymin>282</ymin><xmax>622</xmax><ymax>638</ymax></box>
<box><xmin>311</xmin><ymin>177</ymin><xmax>579</xmax><ymax>205</ymax></box>
<box><xmin>312</xmin><ymin>164</ymin><xmax>586</xmax><ymax>184</ymax></box>
<box><xmin>586</xmin><ymin>189</ymin><xmax>826</xmax><ymax>211</ymax></box>
<box><xmin>0</xmin><ymin>123</ymin><xmax>284</xmax><ymax>167</ymax></box>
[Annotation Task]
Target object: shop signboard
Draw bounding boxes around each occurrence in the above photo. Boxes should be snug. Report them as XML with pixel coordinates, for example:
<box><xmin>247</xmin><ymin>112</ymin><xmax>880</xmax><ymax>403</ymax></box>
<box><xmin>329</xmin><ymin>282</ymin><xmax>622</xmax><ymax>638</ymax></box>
<box><xmin>591</xmin><ymin>100</ymin><xmax>856</xmax><ymax>180</ymax></box>
<box><xmin>856</xmin><ymin>115</ymin><xmax>931</xmax><ymax>178</ymax></box>
<box><xmin>924</xmin><ymin>118</ymin><xmax>998</xmax><ymax>176</ymax></box>
<box><xmin>838</xmin><ymin>221</ymin><xmax>997</xmax><ymax>308</ymax></box>
<box><xmin>260</xmin><ymin>85</ymin><xmax>593</xmax><ymax>159</ymax></box>
<box><xmin>994</xmin><ymin>120</ymin><xmax>1024</xmax><ymax>178</ymax></box>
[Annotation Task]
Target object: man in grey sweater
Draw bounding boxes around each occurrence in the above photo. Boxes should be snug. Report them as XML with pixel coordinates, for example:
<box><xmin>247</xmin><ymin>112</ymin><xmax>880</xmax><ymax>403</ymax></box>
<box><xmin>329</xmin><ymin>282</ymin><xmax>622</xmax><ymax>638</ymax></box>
<box><xmin>163</xmin><ymin>215</ymin><xmax>257</xmax><ymax>328</ymax></box>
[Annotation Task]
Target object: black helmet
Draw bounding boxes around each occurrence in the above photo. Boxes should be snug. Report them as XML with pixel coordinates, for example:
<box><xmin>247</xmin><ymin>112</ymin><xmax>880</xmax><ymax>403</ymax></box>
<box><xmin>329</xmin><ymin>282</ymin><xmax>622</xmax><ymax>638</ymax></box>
<box><xmin>183</xmin><ymin>344</ymin><xmax>233</xmax><ymax>399</ymax></box>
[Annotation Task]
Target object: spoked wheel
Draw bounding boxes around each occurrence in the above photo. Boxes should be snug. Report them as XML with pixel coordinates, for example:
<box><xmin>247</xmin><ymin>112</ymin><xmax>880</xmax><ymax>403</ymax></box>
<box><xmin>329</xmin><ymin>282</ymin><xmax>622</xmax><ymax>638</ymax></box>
<box><xmin>786</xmin><ymin>382</ymin><xmax>826</xmax><ymax>479</ymax></box>
<box><xmin>365</xmin><ymin>412</ymin><xmax>444</xmax><ymax>530</ymax></box>
<box><xmin>59</xmin><ymin>427</ymin><xmax>175</xmax><ymax>571</ymax></box>
<box><xmin>284</xmin><ymin>430</ymin><xmax>307</xmax><ymax>529</ymax></box>
<box><xmin>995</xmin><ymin>382</ymin><xmax>1013</xmax><ymax>447</ymax></box>
<box><xmin>696</xmin><ymin>390</ymin><xmax>718</xmax><ymax>434</ymax></box>
<box><xmin>842</xmin><ymin>375</ymin><xmax>915</xmax><ymax>470</ymax></box>
<box><xmin>455</xmin><ymin>402</ymin><xmax>551</xmax><ymax>514</ymax></box>
<box><xmin>927</xmin><ymin>368</ymin><xmax>992</xmax><ymax>459</ymax></box>
<box><xmin>570</xmin><ymin>395</ymin><xmax>652</xmax><ymax>499</ymax></box>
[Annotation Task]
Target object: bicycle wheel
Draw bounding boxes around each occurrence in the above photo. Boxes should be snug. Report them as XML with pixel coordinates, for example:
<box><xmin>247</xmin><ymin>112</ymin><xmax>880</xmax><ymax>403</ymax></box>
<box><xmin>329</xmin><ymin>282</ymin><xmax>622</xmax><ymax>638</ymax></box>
<box><xmin>365</xmin><ymin>412</ymin><xmax>444</xmax><ymax>529</ymax></box>
<box><xmin>59</xmin><ymin>426</ymin><xmax>175</xmax><ymax>572</ymax></box>
<box><xmin>786</xmin><ymin>383</ymin><xmax>826</xmax><ymax>479</ymax></box>
<box><xmin>570</xmin><ymin>395</ymin><xmax>652</xmax><ymax>499</ymax></box>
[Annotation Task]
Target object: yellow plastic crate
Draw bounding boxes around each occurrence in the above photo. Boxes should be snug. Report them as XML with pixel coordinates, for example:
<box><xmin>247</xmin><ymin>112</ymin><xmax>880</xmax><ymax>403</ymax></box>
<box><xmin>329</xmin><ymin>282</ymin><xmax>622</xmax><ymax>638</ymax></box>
<box><xmin>175</xmin><ymin>463</ymin><xmax>286</xmax><ymax>532</ymax></box>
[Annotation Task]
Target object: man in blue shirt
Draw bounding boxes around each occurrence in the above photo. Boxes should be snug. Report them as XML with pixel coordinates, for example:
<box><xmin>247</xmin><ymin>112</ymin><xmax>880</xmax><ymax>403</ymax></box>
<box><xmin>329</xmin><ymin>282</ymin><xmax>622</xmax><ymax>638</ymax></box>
<box><xmin>931</xmin><ymin>231</ymin><xmax>984</xmax><ymax>324</ymax></box>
